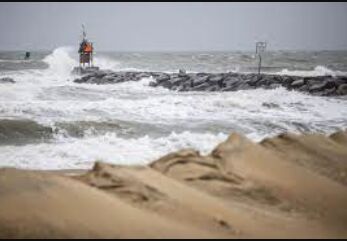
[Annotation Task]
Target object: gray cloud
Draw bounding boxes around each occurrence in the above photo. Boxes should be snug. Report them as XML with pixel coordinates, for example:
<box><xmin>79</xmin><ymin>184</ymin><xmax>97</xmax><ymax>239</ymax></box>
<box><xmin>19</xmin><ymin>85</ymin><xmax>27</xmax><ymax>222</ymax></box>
<box><xmin>1</xmin><ymin>2</ymin><xmax>347</xmax><ymax>51</ymax></box>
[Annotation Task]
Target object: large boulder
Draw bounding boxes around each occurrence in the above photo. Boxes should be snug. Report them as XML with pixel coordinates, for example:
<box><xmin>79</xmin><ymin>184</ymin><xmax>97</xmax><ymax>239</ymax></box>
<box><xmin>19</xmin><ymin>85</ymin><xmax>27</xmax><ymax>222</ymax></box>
<box><xmin>169</xmin><ymin>77</ymin><xmax>185</xmax><ymax>87</ymax></box>
<box><xmin>309</xmin><ymin>78</ymin><xmax>336</xmax><ymax>93</ymax></box>
<box><xmin>247</xmin><ymin>75</ymin><xmax>262</xmax><ymax>87</ymax></box>
<box><xmin>135</xmin><ymin>72</ymin><xmax>151</xmax><ymax>79</ymax></box>
<box><xmin>209</xmin><ymin>74</ymin><xmax>225</xmax><ymax>88</ymax></box>
<box><xmin>223</xmin><ymin>76</ymin><xmax>243</xmax><ymax>90</ymax></box>
<box><xmin>319</xmin><ymin>87</ymin><xmax>337</xmax><ymax>96</ymax></box>
<box><xmin>178</xmin><ymin>69</ymin><xmax>186</xmax><ymax>77</ymax></box>
<box><xmin>191</xmin><ymin>82</ymin><xmax>210</xmax><ymax>91</ymax></box>
<box><xmin>101</xmin><ymin>75</ymin><xmax>117</xmax><ymax>83</ymax></box>
<box><xmin>337</xmin><ymin>84</ymin><xmax>347</xmax><ymax>95</ymax></box>
<box><xmin>309</xmin><ymin>81</ymin><xmax>329</xmax><ymax>92</ymax></box>
<box><xmin>156</xmin><ymin>74</ymin><xmax>171</xmax><ymax>83</ymax></box>
<box><xmin>86</xmin><ymin>76</ymin><xmax>100</xmax><ymax>84</ymax></box>
<box><xmin>192</xmin><ymin>75</ymin><xmax>209</xmax><ymax>87</ymax></box>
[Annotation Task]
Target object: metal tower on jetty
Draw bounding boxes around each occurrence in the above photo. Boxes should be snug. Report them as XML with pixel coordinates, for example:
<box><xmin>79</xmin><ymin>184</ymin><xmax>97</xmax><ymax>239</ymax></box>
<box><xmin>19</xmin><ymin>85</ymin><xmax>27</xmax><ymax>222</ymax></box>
<box><xmin>72</xmin><ymin>25</ymin><xmax>99</xmax><ymax>74</ymax></box>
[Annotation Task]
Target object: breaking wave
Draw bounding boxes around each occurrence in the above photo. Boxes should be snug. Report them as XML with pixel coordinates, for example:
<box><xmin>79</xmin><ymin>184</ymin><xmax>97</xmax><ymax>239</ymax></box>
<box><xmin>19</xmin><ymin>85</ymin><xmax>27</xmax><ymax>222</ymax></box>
<box><xmin>0</xmin><ymin>119</ymin><xmax>53</xmax><ymax>145</ymax></box>
<box><xmin>275</xmin><ymin>65</ymin><xmax>347</xmax><ymax>77</ymax></box>
<box><xmin>0</xmin><ymin>130</ymin><xmax>228</xmax><ymax>170</ymax></box>
<box><xmin>42</xmin><ymin>47</ymin><xmax>78</xmax><ymax>79</ymax></box>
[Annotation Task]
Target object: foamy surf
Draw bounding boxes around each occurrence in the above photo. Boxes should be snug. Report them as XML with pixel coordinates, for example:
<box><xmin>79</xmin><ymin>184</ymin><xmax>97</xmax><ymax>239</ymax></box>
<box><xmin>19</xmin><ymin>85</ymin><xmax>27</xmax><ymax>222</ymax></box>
<box><xmin>0</xmin><ymin>131</ymin><xmax>228</xmax><ymax>170</ymax></box>
<box><xmin>275</xmin><ymin>65</ymin><xmax>347</xmax><ymax>77</ymax></box>
<box><xmin>0</xmin><ymin>47</ymin><xmax>347</xmax><ymax>169</ymax></box>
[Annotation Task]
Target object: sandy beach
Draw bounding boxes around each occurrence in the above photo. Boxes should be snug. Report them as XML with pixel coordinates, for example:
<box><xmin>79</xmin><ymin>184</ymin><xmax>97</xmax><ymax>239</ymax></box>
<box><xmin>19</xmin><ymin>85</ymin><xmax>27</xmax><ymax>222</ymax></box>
<box><xmin>1</xmin><ymin>130</ymin><xmax>346</xmax><ymax>238</ymax></box>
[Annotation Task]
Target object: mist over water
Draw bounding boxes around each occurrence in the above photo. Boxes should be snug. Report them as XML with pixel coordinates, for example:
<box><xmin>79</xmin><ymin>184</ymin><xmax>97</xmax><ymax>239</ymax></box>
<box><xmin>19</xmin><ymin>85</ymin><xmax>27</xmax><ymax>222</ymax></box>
<box><xmin>0</xmin><ymin>47</ymin><xmax>346</xmax><ymax>169</ymax></box>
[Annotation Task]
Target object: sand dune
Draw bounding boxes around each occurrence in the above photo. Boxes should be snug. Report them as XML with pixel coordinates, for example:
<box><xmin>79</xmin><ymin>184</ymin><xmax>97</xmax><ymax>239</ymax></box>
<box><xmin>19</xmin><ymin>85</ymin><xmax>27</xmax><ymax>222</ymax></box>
<box><xmin>1</xmin><ymin>130</ymin><xmax>347</xmax><ymax>238</ymax></box>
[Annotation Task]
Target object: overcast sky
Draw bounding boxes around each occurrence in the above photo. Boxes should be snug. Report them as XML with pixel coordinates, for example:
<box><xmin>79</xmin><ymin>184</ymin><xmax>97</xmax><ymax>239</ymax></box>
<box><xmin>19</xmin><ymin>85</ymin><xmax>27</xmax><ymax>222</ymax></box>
<box><xmin>1</xmin><ymin>2</ymin><xmax>347</xmax><ymax>51</ymax></box>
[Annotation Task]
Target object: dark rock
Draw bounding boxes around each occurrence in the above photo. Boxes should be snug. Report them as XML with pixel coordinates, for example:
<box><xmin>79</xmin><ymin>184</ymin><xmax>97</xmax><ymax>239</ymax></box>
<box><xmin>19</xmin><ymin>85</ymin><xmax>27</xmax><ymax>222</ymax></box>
<box><xmin>101</xmin><ymin>75</ymin><xmax>117</xmax><ymax>83</ymax></box>
<box><xmin>281</xmin><ymin>76</ymin><xmax>297</xmax><ymax>87</ymax></box>
<box><xmin>175</xmin><ymin>84</ymin><xmax>190</xmax><ymax>91</ymax></box>
<box><xmin>223</xmin><ymin>77</ymin><xmax>242</xmax><ymax>90</ymax></box>
<box><xmin>149</xmin><ymin>81</ymin><xmax>158</xmax><ymax>87</ymax></box>
<box><xmin>206</xmin><ymin>85</ymin><xmax>218</xmax><ymax>91</ymax></box>
<box><xmin>262</xmin><ymin>102</ymin><xmax>280</xmax><ymax>108</ymax></box>
<box><xmin>112</xmin><ymin>76</ymin><xmax>126</xmax><ymax>83</ymax></box>
<box><xmin>192</xmin><ymin>75</ymin><xmax>209</xmax><ymax>86</ymax></box>
<box><xmin>322</xmin><ymin>87</ymin><xmax>337</xmax><ymax>96</ymax></box>
<box><xmin>312</xmin><ymin>86</ymin><xmax>336</xmax><ymax>96</ymax></box>
<box><xmin>333</xmin><ymin>78</ymin><xmax>347</xmax><ymax>87</ymax></box>
<box><xmin>309</xmin><ymin>81</ymin><xmax>329</xmax><ymax>92</ymax></box>
<box><xmin>0</xmin><ymin>77</ymin><xmax>15</xmax><ymax>84</ymax></box>
<box><xmin>81</xmin><ymin>73</ymin><xmax>96</xmax><ymax>81</ymax></box>
<box><xmin>191</xmin><ymin>82</ymin><xmax>210</xmax><ymax>91</ymax></box>
<box><xmin>224</xmin><ymin>76</ymin><xmax>240</xmax><ymax>85</ymax></box>
<box><xmin>160</xmin><ymin>80</ymin><xmax>173</xmax><ymax>89</ymax></box>
<box><xmin>169</xmin><ymin>77</ymin><xmax>185</xmax><ymax>87</ymax></box>
<box><xmin>272</xmin><ymin>75</ymin><xmax>284</xmax><ymax>84</ymax></box>
<box><xmin>237</xmin><ymin>81</ymin><xmax>253</xmax><ymax>90</ymax></box>
<box><xmin>248</xmin><ymin>75</ymin><xmax>262</xmax><ymax>86</ymax></box>
<box><xmin>221</xmin><ymin>86</ymin><xmax>235</xmax><ymax>91</ymax></box>
<box><xmin>258</xmin><ymin>76</ymin><xmax>276</xmax><ymax>87</ymax></box>
<box><xmin>309</xmin><ymin>78</ymin><xmax>336</xmax><ymax>92</ymax></box>
<box><xmin>135</xmin><ymin>72</ymin><xmax>151</xmax><ymax>79</ymax></box>
<box><xmin>73</xmin><ymin>78</ymin><xmax>83</xmax><ymax>83</ymax></box>
<box><xmin>156</xmin><ymin>74</ymin><xmax>171</xmax><ymax>83</ymax></box>
<box><xmin>208</xmin><ymin>74</ymin><xmax>223</xmax><ymax>83</ymax></box>
<box><xmin>298</xmin><ymin>84</ymin><xmax>309</xmax><ymax>92</ymax></box>
<box><xmin>94</xmin><ymin>71</ymin><xmax>108</xmax><ymax>79</ymax></box>
<box><xmin>178</xmin><ymin>69</ymin><xmax>187</xmax><ymax>77</ymax></box>
<box><xmin>306</xmin><ymin>78</ymin><xmax>320</xmax><ymax>87</ymax></box>
<box><xmin>209</xmin><ymin>74</ymin><xmax>225</xmax><ymax>88</ymax></box>
<box><xmin>337</xmin><ymin>84</ymin><xmax>347</xmax><ymax>95</ymax></box>
<box><xmin>87</xmin><ymin>77</ymin><xmax>99</xmax><ymax>84</ymax></box>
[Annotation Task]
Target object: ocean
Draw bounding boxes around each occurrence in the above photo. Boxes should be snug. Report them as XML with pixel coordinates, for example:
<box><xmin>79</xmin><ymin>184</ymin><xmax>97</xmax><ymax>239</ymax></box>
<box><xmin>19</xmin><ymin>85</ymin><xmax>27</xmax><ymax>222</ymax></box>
<box><xmin>0</xmin><ymin>47</ymin><xmax>346</xmax><ymax>169</ymax></box>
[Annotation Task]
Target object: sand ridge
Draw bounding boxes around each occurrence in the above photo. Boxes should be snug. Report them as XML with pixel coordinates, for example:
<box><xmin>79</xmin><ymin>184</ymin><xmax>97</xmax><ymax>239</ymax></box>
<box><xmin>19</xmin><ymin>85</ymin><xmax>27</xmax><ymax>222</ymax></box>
<box><xmin>0</xmin><ymin>130</ymin><xmax>347</xmax><ymax>238</ymax></box>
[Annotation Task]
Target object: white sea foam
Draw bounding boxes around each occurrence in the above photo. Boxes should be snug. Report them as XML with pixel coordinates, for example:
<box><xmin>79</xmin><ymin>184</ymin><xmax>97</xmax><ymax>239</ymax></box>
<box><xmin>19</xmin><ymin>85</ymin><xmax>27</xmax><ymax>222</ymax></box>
<box><xmin>0</xmin><ymin>131</ymin><xmax>228</xmax><ymax>170</ymax></box>
<box><xmin>275</xmin><ymin>65</ymin><xmax>347</xmax><ymax>77</ymax></box>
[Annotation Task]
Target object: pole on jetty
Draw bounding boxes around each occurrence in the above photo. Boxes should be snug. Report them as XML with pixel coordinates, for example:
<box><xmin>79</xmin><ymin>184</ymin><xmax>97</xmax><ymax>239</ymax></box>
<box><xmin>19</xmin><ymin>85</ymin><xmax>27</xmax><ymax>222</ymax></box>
<box><xmin>255</xmin><ymin>41</ymin><xmax>267</xmax><ymax>75</ymax></box>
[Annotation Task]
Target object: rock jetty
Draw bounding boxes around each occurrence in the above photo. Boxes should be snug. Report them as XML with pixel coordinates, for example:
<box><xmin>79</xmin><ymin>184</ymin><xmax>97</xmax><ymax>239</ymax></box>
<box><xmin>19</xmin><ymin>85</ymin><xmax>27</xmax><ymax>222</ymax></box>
<box><xmin>73</xmin><ymin>69</ymin><xmax>347</xmax><ymax>96</ymax></box>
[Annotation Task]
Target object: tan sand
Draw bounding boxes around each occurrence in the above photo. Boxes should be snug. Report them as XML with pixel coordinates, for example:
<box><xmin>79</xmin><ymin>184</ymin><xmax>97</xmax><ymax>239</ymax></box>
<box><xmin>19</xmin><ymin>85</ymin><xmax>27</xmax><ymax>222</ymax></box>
<box><xmin>1</xmin><ymin>130</ymin><xmax>347</xmax><ymax>238</ymax></box>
